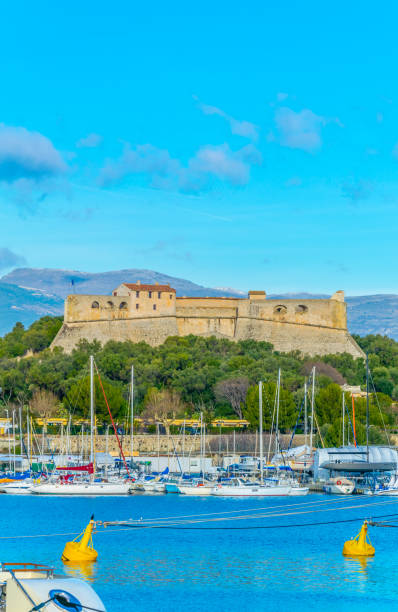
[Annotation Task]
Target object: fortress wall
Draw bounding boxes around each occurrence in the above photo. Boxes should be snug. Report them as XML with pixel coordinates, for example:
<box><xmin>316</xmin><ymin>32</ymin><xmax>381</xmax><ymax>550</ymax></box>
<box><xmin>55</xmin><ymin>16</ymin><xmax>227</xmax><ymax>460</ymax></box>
<box><xmin>235</xmin><ymin>317</ymin><xmax>363</xmax><ymax>357</ymax></box>
<box><xmin>52</xmin><ymin>316</ymin><xmax>179</xmax><ymax>353</ymax></box>
<box><xmin>176</xmin><ymin>315</ymin><xmax>236</xmax><ymax>338</ymax></box>
<box><xmin>65</xmin><ymin>291</ymin><xmax>175</xmax><ymax>323</ymax></box>
<box><xmin>237</xmin><ymin>297</ymin><xmax>347</xmax><ymax>330</ymax></box>
<box><xmin>176</xmin><ymin>295</ymin><xmax>347</xmax><ymax>330</ymax></box>
<box><xmin>176</xmin><ymin>297</ymin><xmax>241</xmax><ymax>307</ymax></box>
<box><xmin>52</xmin><ymin>288</ymin><xmax>364</xmax><ymax>358</ymax></box>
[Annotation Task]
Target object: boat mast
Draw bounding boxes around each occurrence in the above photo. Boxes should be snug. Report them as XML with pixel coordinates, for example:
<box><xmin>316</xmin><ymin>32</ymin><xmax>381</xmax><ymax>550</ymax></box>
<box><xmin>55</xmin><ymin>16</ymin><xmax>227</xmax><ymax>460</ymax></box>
<box><xmin>27</xmin><ymin>411</ymin><xmax>30</xmax><ymax>466</ymax></box>
<box><xmin>342</xmin><ymin>392</ymin><xmax>345</xmax><ymax>447</ymax></box>
<box><xmin>12</xmin><ymin>410</ymin><xmax>16</xmax><ymax>475</ymax></box>
<box><xmin>366</xmin><ymin>353</ymin><xmax>369</xmax><ymax>461</ymax></box>
<box><xmin>200</xmin><ymin>411</ymin><xmax>203</xmax><ymax>481</ymax></box>
<box><xmin>259</xmin><ymin>381</ymin><xmax>263</xmax><ymax>483</ymax></box>
<box><xmin>304</xmin><ymin>381</ymin><xmax>308</xmax><ymax>448</ymax></box>
<box><xmin>6</xmin><ymin>409</ymin><xmax>11</xmax><ymax>474</ymax></box>
<box><xmin>130</xmin><ymin>365</ymin><xmax>134</xmax><ymax>466</ymax></box>
<box><xmin>157</xmin><ymin>422</ymin><xmax>160</xmax><ymax>472</ymax></box>
<box><xmin>105</xmin><ymin>425</ymin><xmax>109</xmax><ymax>478</ymax></box>
<box><xmin>310</xmin><ymin>367</ymin><xmax>315</xmax><ymax>449</ymax></box>
<box><xmin>275</xmin><ymin>369</ymin><xmax>281</xmax><ymax>455</ymax></box>
<box><xmin>90</xmin><ymin>355</ymin><xmax>94</xmax><ymax>474</ymax></box>
<box><xmin>19</xmin><ymin>406</ymin><xmax>22</xmax><ymax>460</ymax></box>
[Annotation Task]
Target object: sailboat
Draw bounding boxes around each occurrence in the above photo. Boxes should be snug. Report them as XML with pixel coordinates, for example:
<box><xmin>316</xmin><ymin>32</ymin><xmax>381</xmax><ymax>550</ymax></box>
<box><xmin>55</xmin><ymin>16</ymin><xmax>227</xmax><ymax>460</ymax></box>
<box><xmin>1</xmin><ymin>411</ymin><xmax>35</xmax><ymax>495</ymax></box>
<box><xmin>31</xmin><ymin>356</ymin><xmax>131</xmax><ymax>496</ymax></box>
<box><xmin>177</xmin><ymin>413</ymin><xmax>215</xmax><ymax>496</ymax></box>
<box><xmin>214</xmin><ymin>380</ymin><xmax>293</xmax><ymax>497</ymax></box>
<box><xmin>269</xmin><ymin>370</ymin><xmax>309</xmax><ymax>496</ymax></box>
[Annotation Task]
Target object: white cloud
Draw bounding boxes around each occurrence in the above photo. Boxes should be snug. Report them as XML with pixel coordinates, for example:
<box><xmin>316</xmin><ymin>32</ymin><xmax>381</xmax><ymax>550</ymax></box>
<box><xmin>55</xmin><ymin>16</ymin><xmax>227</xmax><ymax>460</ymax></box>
<box><xmin>0</xmin><ymin>124</ymin><xmax>67</xmax><ymax>183</ymax></box>
<box><xmin>188</xmin><ymin>144</ymin><xmax>261</xmax><ymax>186</ymax></box>
<box><xmin>195</xmin><ymin>97</ymin><xmax>259</xmax><ymax>141</ymax></box>
<box><xmin>277</xmin><ymin>92</ymin><xmax>289</xmax><ymax>101</ymax></box>
<box><xmin>99</xmin><ymin>142</ymin><xmax>261</xmax><ymax>193</ymax></box>
<box><xmin>76</xmin><ymin>133</ymin><xmax>103</xmax><ymax>148</ymax></box>
<box><xmin>274</xmin><ymin>107</ymin><xmax>325</xmax><ymax>152</ymax></box>
<box><xmin>274</xmin><ymin>107</ymin><xmax>342</xmax><ymax>153</ymax></box>
<box><xmin>99</xmin><ymin>144</ymin><xmax>180</xmax><ymax>187</ymax></box>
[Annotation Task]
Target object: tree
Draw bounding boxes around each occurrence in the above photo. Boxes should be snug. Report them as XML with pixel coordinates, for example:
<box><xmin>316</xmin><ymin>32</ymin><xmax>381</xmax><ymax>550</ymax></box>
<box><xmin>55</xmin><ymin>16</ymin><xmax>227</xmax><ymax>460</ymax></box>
<box><xmin>30</xmin><ymin>389</ymin><xmax>59</xmax><ymax>432</ymax></box>
<box><xmin>141</xmin><ymin>388</ymin><xmax>185</xmax><ymax>435</ymax></box>
<box><xmin>244</xmin><ymin>382</ymin><xmax>297</xmax><ymax>431</ymax></box>
<box><xmin>66</xmin><ymin>376</ymin><xmax>126</xmax><ymax>422</ymax></box>
<box><xmin>302</xmin><ymin>361</ymin><xmax>346</xmax><ymax>385</ymax></box>
<box><xmin>213</xmin><ymin>377</ymin><xmax>249</xmax><ymax>418</ymax></box>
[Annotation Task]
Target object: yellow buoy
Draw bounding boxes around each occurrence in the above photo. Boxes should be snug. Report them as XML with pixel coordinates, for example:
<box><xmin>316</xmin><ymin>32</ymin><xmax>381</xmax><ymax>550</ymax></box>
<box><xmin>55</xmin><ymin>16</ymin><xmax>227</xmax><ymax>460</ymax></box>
<box><xmin>62</xmin><ymin>515</ymin><xmax>98</xmax><ymax>562</ymax></box>
<box><xmin>343</xmin><ymin>521</ymin><xmax>375</xmax><ymax>557</ymax></box>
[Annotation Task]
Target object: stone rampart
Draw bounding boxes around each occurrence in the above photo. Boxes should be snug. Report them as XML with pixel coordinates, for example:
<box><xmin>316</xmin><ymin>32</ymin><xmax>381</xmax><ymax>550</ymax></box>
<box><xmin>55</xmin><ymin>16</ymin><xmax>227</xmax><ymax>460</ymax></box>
<box><xmin>51</xmin><ymin>286</ymin><xmax>364</xmax><ymax>358</ymax></box>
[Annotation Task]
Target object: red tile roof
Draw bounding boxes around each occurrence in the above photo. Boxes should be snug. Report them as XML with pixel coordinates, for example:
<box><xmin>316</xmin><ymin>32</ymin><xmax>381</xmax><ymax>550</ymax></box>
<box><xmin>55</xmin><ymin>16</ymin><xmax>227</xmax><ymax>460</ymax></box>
<box><xmin>122</xmin><ymin>283</ymin><xmax>176</xmax><ymax>293</ymax></box>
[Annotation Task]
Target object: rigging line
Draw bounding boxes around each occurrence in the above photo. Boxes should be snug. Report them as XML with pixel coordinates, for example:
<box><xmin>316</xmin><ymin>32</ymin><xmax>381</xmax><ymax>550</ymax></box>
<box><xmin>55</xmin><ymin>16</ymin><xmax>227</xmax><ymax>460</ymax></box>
<box><xmin>117</xmin><ymin>511</ymin><xmax>398</xmax><ymax>530</ymax></box>
<box><xmin>64</xmin><ymin>363</ymin><xmax>89</xmax><ymax>419</ymax></box>
<box><xmin>368</xmin><ymin>368</ymin><xmax>391</xmax><ymax>446</ymax></box>
<box><xmin>123</xmin><ymin>495</ymin><xmax>373</xmax><ymax>524</ymax></box>
<box><xmin>94</xmin><ymin>360</ymin><xmax>131</xmax><ymax>478</ymax></box>
<box><xmin>287</xmin><ymin>392</ymin><xmax>304</xmax><ymax>451</ymax></box>
<box><xmin>345</xmin><ymin>399</ymin><xmax>357</xmax><ymax>445</ymax></box>
<box><xmin>102</xmin><ymin>499</ymin><xmax>398</xmax><ymax>528</ymax></box>
<box><xmin>2</xmin><ymin>508</ymin><xmax>398</xmax><ymax>541</ymax></box>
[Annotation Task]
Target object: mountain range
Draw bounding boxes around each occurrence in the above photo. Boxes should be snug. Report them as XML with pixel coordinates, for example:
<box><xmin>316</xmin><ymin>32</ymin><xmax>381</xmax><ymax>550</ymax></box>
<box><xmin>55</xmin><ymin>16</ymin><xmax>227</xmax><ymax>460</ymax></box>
<box><xmin>0</xmin><ymin>267</ymin><xmax>397</xmax><ymax>340</ymax></box>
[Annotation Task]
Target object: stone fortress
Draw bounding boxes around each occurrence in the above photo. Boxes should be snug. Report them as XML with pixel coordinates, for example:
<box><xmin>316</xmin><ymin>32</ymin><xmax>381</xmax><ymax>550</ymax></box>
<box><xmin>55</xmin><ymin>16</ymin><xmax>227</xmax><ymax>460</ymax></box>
<box><xmin>51</xmin><ymin>281</ymin><xmax>364</xmax><ymax>358</ymax></box>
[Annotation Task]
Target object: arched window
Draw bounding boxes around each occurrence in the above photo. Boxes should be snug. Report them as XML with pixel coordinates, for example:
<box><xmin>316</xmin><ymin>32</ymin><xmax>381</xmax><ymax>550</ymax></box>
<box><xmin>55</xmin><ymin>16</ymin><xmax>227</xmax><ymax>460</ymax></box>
<box><xmin>296</xmin><ymin>304</ymin><xmax>308</xmax><ymax>314</ymax></box>
<box><xmin>91</xmin><ymin>301</ymin><xmax>99</xmax><ymax>309</ymax></box>
<box><xmin>119</xmin><ymin>301</ymin><xmax>128</xmax><ymax>310</ymax></box>
<box><xmin>274</xmin><ymin>305</ymin><xmax>287</xmax><ymax>315</ymax></box>
<box><xmin>106</xmin><ymin>301</ymin><xmax>114</xmax><ymax>308</ymax></box>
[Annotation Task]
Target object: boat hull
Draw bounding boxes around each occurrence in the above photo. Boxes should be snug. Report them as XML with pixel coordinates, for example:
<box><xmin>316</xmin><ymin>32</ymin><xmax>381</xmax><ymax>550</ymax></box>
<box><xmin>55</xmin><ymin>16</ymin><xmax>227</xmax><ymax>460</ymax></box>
<box><xmin>179</xmin><ymin>485</ymin><xmax>214</xmax><ymax>496</ymax></box>
<box><xmin>31</xmin><ymin>482</ymin><xmax>131</xmax><ymax>495</ymax></box>
<box><xmin>289</xmin><ymin>486</ymin><xmax>309</xmax><ymax>496</ymax></box>
<box><xmin>212</xmin><ymin>485</ymin><xmax>292</xmax><ymax>497</ymax></box>
<box><xmin>1</xmin><ymin>485</ymin><xmax>32</xmax><ymax>495</ymax></box>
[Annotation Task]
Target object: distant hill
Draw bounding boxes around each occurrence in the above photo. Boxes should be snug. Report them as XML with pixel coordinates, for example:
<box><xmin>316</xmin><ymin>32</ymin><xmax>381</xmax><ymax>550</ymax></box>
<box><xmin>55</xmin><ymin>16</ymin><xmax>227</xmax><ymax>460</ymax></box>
<box><xmin>1</xmin><ymin>268</ymin><xmax>398</xmax><ymax>341</ymax></box>
<box><xmin>0</xmin><ymin>281</ymin><xmax>63</xmax><ymax>335</ymax></box>
<box><xmin>1</xmin><ymin>268</ymin><xmax>244</xmax><ymax>300</ymax></box>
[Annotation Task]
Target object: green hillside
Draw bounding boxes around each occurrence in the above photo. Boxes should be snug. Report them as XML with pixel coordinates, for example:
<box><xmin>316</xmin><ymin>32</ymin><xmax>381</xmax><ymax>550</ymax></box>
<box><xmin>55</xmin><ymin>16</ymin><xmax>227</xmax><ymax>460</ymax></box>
<box><xmin>0</xmin><ymin>315</ymin><xmax>397</xmax><ymax>447</ymax></box>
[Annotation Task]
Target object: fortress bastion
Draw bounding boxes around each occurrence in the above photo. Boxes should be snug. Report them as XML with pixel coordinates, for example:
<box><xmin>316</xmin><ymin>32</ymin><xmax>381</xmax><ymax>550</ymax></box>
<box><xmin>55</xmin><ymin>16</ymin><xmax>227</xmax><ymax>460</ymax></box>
<box><xmin>51</xmin><ymin>282</ymin><xmax>364</xmax><ymax>358</ymax></box>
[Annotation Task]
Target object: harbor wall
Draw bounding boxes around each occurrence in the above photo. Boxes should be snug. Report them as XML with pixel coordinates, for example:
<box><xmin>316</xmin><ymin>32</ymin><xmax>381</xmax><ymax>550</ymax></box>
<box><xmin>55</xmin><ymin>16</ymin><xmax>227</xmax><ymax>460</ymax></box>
<box><xmin>9</xmin><ymin>433</ymin><xmax>306</xmax><ymax>456</ymax></box>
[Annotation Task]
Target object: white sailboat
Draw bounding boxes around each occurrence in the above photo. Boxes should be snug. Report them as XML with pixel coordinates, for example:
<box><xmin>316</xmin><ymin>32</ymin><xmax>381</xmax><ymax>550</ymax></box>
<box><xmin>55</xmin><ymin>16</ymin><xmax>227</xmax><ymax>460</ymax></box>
<box><xmin>1</xmin><ymin>480</ymin><xmax>34</xmax><ymax>495</ymax></box>
<box><xmin>212</xmin><ymin>478</ymin><xmax>292</xmax><ymax>497</ymax></box>
<box><xmin>31</xmin><ymin>480</ymin><xmax>131</xmax><ymax>495</ymax></box>
<box><xmin>32</xmin><ymin>356</ymin><xmax>131</xmax><ymax>496</ymax></box>
<box><xmin>214</xmin><ymin>381</ymin><xmax>292</xmax><ymax>497</ymax></box>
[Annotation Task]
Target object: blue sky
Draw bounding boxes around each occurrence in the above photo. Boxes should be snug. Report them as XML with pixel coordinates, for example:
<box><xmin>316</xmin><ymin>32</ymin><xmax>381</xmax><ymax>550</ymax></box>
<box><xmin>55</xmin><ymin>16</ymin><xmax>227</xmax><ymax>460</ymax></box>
<box><xmin>0</xmin><ymin>1</ymin><xmax>398</xmax><ymax>294</ymax></box>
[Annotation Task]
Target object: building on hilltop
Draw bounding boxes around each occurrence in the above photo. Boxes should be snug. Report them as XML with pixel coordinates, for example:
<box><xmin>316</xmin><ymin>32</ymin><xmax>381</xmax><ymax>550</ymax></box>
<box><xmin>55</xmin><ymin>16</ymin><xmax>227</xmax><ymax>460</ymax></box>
<box><xmin>51</xmin><ymin>282</ymin><xmax>364</xmax><ymax>358</ymax></box>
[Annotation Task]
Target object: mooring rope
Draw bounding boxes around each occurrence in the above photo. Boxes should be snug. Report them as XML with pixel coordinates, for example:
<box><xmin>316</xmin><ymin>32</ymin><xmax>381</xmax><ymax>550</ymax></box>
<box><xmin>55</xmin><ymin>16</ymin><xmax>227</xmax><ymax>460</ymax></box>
<box><xmin>0</xmin><ymin>498</ymin><xmax>397</xmax><ymax>540</ymax></box>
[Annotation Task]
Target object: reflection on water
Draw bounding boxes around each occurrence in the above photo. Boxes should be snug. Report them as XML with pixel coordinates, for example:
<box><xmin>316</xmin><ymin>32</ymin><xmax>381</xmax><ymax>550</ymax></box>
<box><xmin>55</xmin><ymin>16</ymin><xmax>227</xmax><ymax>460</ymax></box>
<box><xmin>62</xmin><ymin>560</ymin><xmax>97</xmax><ymax>582</ymax></box>
<box><xmin>344</xmin><ymin>555</ymin><xmax>373</xmax><ymax>574</ymax></box>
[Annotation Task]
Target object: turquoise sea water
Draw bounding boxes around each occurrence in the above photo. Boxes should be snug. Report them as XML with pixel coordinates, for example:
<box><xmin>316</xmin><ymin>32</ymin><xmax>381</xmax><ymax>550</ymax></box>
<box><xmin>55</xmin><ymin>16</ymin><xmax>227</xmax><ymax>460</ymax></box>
<box><xmin>1</xmin><ymin>493</ymin><xmax>398</xmax><ymax>611</ymax></box>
